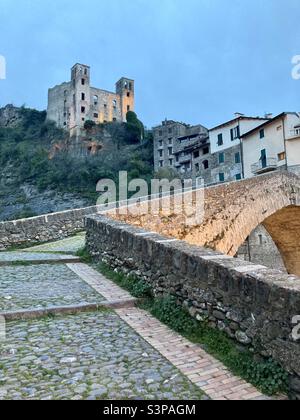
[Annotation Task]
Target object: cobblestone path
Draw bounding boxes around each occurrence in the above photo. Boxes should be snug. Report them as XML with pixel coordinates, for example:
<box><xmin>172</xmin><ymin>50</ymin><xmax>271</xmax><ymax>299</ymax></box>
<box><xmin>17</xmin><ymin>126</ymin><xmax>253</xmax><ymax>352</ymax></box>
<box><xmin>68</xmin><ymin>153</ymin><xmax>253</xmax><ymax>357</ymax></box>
<box><xmin>0</xmin><ymin>236</ymin><xmax>273</xmax><ymax>400</ymax></box>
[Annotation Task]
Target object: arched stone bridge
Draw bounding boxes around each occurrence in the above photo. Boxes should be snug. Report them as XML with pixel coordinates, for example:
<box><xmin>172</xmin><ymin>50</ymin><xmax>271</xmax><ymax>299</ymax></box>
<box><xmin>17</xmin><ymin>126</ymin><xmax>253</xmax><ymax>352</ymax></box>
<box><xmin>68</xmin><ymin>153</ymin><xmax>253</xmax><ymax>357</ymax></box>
<box><xmin>111</xmin><ymin>171</ymin><xmax>300</xmax><ymax>276</ymax></box>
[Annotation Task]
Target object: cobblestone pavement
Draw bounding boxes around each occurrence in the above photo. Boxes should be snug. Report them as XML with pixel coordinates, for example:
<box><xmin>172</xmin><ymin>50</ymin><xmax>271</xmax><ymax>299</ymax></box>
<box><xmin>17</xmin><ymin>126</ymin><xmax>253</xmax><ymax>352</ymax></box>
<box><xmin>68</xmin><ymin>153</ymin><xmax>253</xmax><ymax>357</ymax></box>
<box><xmin>0</xmin><ymin>264</ymin><xmax>105</xmax><ymax>312</ymax></box>
<box><xmin>0</xmin><ymin>252</ymin><xmax>78</xmax><ymax>263</ymax></box>
<box><xmin>0</xmin><ymin>311</ymin><xmax>206</xmax><ymax>400</ymax></box>
<box><xmin>22</xmin><ymin>233</ymin><xmax>86</xmax><ymax>254</ymax></box>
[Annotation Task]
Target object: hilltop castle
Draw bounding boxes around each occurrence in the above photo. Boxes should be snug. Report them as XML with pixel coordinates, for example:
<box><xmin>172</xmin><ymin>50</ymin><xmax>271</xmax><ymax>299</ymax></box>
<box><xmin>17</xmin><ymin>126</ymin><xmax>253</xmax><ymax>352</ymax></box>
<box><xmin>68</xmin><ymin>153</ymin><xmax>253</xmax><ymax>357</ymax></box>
<box><xmin>47</xmin><ymin>63</ymin><xmax>135</xmax><ymax>135</ymax></box>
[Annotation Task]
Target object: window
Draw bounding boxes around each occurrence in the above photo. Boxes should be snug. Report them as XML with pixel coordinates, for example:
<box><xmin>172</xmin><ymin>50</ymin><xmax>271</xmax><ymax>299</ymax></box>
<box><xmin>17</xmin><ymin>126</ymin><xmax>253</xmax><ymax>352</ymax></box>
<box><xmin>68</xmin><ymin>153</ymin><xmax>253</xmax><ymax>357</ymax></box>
<box><xmin>81</xmin><ymin>106</ymin><xmax>86</xmax><ymax>114</ymax></box>
<box><xmin>127</xmin><ymin>105</ymin><xmax>130</xmax><ymax>111</ymax></box>
<box><xmin>259</xmin><ymin>235</ymin><xmax>263</xmax><ymax>246</ymax></box>
<box><xmin>63</xmin><ymin>122</ymin><xmax>67</xmax><ymax>126</ymax></box>
<box><xmin>277</xmin><ymin>125</ymin><xmax>282</xmax><ymax>131</ymax></box>
<box><xmin>84</xmin><ymin>68</ymin><xmax>88</xmax><ymax>75</ymax></box>
<box><xmin>127</xmin><ymin>92</ymin><xmax>130</xmax><ymax>97</ymax></box>
<box><xmin>82</xmin><ymin>118</ymin><xmax>85</xmax><ymax>122</ymax></box>
<box><xmin>260</xmin><ymin>129</ymin><xmax>265</xmax><ymax>139</ymax></box>
<box><xmin>230</xmin><ymin>126</ymin><xmax>240</xmax><ymax>141</ymax></box>
<box><xmin>129</xmin><ymin>82</ymin><xmax>132</xmax><ymax>91</ymax></box>
<box><xmin>159</xmin><ymin>130</ymin><xmax>163</xmax><ymax>137</ymax></box>
<box><xmin>235</xmin><ymin>173</ymin><xmax>242</xmax><ymax>180</ymax></box>
<box><xmin>93</xmin><ymin>95</ymin><xmax>98</xmax><ymax>105</ymax></box>
<box><xmin>194</xmin><ymin>151</ymin><xmax>200</xmax><ymax>159</ymax></box>
<box><xmin>203</xmin><ymin>147</ymin><xmax>209</xmax><ymax>155</ymax></box>
<box><xmin>219</xmin><ymin>153</ymin><xmax>225</xmax><ymax>164</ymax></box>
<box><xmin>235</xmin><ymin>152</ymin><xmax>241</xmax><ymax>164</ymax></box>
<box><xmin>64</xmin><ymin>90</ymin><xmax>68</xmax><ymax>97</ymax></box>
<box><xmin>159</xmin><ymin>150</ymin><xmax>163</xmax><ymax>158</ymax></box>
<box><xmin>219</xmin><ymin>173</ymin><xmax>225</xmax><ymax>182</ymax></box>
<box><xmin>104</xmin><ymin>104</ymin><xmax>107</xmax><ymax>109</ymax></box>
<box><xmin>195</xmin><ymin>163</ymin><xmax>200</xmax><ymax>172</ymax></box>
<box><xmin>169</xmin><ymin>159</ymin><xmax>173</xmax><ymax>166</ymax></box>
<box><xmin>168</xmin><ymin>138</ymin><xmax>173</xmax><ymax>145</ymax></box>
<box><xmin>112</xmin><ymin>100</ymin><xmax>117</xmax><ymax>108</ymax></box>
<box><xmin>81</xmin><ymin>93</ymin><xmax>85</xmax><ymax>101</ymax></box>
<box><xmin>158</xmin><ymin>140</ymin><xmax>163</xmax><ymax>147</ymax></box>
<box><xmin>168</xmin><ymin>147</ymin><xmax>173</xmax><ymax>156</ymax></box>
<box><xmin>168</xmin><ymin>128</ymin><xmax>173</xmax><ymax>134</ymax></box>
<box><xmin>113</xmin><ymin>118</ymin><xmax>117</xmax><ymax>122</ymax></box>
<box><xmin>159</xmin><ymin>161</ymin><xmax>164</xmax><ymax>168</ymax></box>
<box><xmin>217</xmin><ymin>134</ymin><xmax>223</xmax><ymax>146</ymax></box>
<box><xmin>81</xmin><ymin>79</ymin><xmax>85</xmax><ymax>85</ymax></box>
<box><xmin>94</xmin><ymin>113</ymin><xmax>98</xmax><ymax>118</ymax></box>
<box><xmin>278</xmin><ymin>152</ymin><xmax>286</xmax><ymax>161</ymax></box>
<box><xmin>203</xmin><ymin>160</ymin><xmax>209</xmax><ymax>170</ymax></box>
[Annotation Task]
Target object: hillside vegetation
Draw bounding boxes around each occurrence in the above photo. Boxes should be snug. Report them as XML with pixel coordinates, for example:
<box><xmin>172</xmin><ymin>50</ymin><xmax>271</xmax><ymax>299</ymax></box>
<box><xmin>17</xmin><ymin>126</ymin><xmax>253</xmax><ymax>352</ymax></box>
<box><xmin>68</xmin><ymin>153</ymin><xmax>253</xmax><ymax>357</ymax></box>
<box><xmin>0</xmin><ymin>106</ymin><xmax>154</xmax><ymax>220</ymax></box>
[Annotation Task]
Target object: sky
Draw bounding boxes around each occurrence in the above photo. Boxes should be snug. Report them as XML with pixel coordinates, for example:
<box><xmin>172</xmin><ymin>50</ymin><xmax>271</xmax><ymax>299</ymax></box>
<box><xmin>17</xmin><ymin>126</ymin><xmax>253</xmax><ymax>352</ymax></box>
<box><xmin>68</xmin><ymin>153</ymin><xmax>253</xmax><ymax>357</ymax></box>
<box><xmin>0</xmin><ymin>0</ymin><xmax>299</xmax><ymax>128</ymax></box>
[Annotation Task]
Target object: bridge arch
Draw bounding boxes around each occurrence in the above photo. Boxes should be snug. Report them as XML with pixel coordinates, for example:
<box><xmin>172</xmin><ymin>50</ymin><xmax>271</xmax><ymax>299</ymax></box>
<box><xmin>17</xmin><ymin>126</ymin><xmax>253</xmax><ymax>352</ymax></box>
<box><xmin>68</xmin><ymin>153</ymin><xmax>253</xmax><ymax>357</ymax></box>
<box><xmin>111</xmin><ymin>171</ymin><xmax>300</xmax><ymax>276</ymax></box>
<box><xmin>182</xmin><ymin>172</ymin><xmax>300</xmax><ymax>275</ymax></box>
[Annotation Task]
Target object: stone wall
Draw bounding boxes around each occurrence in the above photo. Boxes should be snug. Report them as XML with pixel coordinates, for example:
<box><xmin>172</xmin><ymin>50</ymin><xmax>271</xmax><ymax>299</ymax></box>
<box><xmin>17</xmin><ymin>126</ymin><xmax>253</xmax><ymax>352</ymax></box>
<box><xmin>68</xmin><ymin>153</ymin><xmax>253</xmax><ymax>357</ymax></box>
<box><xmin>86</xmin><ymin>214</ymin><xmax>300</xmax><ymax>399</ymax></box>
<box><xmin>0</xmin><ymin>206</ymin><xmax>100</xmax><ymax>250</ymax></box>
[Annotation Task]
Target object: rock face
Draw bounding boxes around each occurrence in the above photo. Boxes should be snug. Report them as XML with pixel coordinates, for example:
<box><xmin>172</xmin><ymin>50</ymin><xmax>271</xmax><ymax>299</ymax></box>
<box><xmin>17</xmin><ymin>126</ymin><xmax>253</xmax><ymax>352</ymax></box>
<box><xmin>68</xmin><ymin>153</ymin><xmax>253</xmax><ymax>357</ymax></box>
<box><xmin>85</xmin><ymin>214</ymin><xmax>300</xmax><ymax>399</ymax></box>
<box><xmin>0</xmin><ymin>105</ymin><xmax>23</xmax><ymax>128</ymax></box>
<box><xmin>0</xmin><ymin>182</ymin><xmax>91</xmax><ymax>221</ymax></box>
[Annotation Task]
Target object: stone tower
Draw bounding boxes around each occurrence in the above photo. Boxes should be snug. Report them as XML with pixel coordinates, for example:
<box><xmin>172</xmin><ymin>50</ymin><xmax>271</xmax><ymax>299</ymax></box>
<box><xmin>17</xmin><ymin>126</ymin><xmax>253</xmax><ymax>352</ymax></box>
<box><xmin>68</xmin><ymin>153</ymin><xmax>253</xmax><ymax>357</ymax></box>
<box><xmin>70</xmin><ymin>63</ymin><xmax>91</xmax><ymax>130</ymax></box>
<box><xmin>116</xmin><ymin>78</ymin><xmax>135</xmax><ymax>121</ymax></box>
<box><xmin>47</xmin><ymin>64</ymin><xmax>135</xmax><ymax>135</ymax></box>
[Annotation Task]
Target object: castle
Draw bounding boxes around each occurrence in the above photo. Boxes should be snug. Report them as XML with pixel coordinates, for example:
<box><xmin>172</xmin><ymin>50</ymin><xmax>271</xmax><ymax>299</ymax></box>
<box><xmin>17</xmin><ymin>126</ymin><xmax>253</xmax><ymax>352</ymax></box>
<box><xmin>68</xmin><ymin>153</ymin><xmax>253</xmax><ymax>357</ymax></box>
<box><xmin>47</xmin><ymin>63</ymin><xmax>135</xmax><ymax>135</ymax></box>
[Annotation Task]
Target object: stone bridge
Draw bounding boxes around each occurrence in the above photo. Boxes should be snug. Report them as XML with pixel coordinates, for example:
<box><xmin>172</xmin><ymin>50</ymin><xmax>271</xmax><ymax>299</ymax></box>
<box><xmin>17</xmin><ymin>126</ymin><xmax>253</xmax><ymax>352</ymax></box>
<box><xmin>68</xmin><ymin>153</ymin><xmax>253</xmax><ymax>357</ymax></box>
<box><xmin>109</xmin><ymin>171</ymin><xmax>300</xmax><ymax>276</ymax></box>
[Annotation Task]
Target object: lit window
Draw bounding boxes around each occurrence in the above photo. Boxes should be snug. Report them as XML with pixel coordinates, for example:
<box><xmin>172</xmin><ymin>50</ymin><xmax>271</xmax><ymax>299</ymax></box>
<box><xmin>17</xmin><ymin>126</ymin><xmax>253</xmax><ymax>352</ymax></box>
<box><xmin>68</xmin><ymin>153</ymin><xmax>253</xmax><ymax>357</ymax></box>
<box><xmin>278</xmin><ymin>152</ymin><xmax>286</xmax><ymax>161</ymax></box>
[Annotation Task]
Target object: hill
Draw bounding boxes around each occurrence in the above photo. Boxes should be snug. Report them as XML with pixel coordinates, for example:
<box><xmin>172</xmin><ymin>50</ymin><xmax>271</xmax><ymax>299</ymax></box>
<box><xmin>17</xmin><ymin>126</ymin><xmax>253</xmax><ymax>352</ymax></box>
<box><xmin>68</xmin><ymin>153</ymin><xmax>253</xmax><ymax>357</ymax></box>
<box><xmin>0</xmin><ymin>105</ymin><xmax>153</xmax><ymax>220</ymax></box>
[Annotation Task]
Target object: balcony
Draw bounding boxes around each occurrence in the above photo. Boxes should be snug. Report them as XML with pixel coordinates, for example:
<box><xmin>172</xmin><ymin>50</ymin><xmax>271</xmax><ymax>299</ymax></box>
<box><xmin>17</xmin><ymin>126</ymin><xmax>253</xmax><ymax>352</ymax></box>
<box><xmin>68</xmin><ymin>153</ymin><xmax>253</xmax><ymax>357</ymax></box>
<box><xmin>179</xmin><ymin>155</ymin><xmax>192</xmax><ymax>164</ymax></box>
<box><xmin>289</xmin><ymin>128</ymin><xmax>300</xmax><ymax>138</ymax></box>
<box><xmin>251</xmin><ymin>158</ymin><xmax>278</xmax><ymax>175</ymax></box>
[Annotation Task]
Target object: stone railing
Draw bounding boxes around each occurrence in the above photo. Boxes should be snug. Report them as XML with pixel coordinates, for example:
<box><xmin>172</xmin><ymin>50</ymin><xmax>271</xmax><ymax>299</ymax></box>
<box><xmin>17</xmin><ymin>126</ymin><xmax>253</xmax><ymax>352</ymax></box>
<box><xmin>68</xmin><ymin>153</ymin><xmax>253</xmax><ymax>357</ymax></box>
<box><xmin>0</xmin><ymin>206</ymin><xmax>100</xmax><ymax>250</ymax></box>
<box><xmin>86</xmin><ymin>214</ymin><xmax>300</xmax><ymax>399</ymax></box>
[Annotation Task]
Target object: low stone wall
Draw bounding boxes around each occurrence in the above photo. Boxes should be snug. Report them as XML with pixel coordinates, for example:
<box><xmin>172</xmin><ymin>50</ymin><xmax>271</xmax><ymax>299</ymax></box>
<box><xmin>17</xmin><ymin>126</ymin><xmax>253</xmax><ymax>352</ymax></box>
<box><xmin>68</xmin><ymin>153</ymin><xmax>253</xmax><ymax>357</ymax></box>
<box><xmin>86</xmin><ymin>214</ymin><xmax>300</xmax><ymax>399</ymax></box>
<box><xmin>0</xmin><ymin>206</ymin><xmax>100</xmax><ymax>250</ymax></box>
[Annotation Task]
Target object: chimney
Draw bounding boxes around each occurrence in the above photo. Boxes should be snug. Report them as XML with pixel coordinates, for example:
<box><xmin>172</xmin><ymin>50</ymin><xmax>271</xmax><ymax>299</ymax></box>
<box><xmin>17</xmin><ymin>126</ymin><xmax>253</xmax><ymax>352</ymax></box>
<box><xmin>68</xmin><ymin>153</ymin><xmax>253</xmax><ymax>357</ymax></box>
<box><xmin>234</xmin><ymin>112</ymin><xmax>245</xmax><ymax>118</ymax></box>
<box><xmin>264</xmin><ymin>113</ymin><xmax>273</xmax><ymax>119</ymax></box>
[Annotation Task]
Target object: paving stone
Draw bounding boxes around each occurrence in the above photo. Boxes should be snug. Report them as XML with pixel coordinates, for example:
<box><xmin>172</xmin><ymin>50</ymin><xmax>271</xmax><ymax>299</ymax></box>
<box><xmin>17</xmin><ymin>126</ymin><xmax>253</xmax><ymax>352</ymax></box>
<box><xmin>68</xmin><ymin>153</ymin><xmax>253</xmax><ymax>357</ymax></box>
<box><xmin>0</xmin><ymin>264</ymin><xmax>105</xmax><ymax>311</ymax></box>
<box><xmin>0</xmin><ymin>311</ymin><xmax>205</xmax><ymax>401</ymax></box>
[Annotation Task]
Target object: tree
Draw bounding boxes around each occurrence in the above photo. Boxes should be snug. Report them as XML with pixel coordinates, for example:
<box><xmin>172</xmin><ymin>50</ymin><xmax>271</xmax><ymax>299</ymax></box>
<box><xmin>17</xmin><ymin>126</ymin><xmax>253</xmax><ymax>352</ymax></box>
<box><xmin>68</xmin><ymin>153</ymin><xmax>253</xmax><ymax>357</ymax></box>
<box><xmin>84</xmin><ymin>120</ymin><xmax>96</xmax><ymax>131</ymax></box>
<box><xmin>126</xmin><ymin>111</ymin><xmax>145</xmax><ymax>141</ymax></box>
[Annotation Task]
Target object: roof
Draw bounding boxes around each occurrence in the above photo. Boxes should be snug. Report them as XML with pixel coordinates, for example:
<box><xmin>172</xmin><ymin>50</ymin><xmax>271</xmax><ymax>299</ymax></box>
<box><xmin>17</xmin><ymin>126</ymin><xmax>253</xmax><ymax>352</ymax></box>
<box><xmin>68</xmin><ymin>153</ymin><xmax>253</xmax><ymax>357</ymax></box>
<box><xmin>209</xmin><ymin>116</ymin><xmax>268</xmax><ymax>131</ymax></box>
<box><xmin>241</xmin><ymin>113</ymin><xmax>286</xmax><ymax>138</ymax></box>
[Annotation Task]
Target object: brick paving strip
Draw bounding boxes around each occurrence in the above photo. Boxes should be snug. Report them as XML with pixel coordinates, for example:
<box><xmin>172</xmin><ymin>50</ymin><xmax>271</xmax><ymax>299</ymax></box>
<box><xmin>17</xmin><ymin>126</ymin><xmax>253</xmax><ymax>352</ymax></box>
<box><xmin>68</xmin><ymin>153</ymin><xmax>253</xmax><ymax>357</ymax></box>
<box><xmin>67</xmin><ymin>263</ymin><xmax>274</xmax><ymax>401</ymax></box>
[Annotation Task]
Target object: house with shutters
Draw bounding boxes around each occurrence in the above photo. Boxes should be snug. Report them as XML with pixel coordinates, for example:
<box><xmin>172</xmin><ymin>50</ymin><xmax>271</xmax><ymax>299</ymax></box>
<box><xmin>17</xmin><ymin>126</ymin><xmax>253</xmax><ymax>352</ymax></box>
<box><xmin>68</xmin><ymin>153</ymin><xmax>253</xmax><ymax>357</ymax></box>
<box><xmin>241</xmin><ymin>112</ymin><xmax>300</xmax><ymax>178</ymax></box>
<box><xmin>208</xmin><ymin>113</ymin><xmax>269</xmax><ymax>183</ymax></box>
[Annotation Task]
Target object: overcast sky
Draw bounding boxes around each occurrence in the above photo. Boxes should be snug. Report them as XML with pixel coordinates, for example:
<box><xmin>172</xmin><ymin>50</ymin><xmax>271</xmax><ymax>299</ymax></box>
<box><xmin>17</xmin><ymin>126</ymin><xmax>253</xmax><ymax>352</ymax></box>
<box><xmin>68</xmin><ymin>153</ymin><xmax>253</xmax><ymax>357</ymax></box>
<box><xmin>0</xmin><ymin>0</ymin><xmax>299</xmax><ymax>128</ymax></box>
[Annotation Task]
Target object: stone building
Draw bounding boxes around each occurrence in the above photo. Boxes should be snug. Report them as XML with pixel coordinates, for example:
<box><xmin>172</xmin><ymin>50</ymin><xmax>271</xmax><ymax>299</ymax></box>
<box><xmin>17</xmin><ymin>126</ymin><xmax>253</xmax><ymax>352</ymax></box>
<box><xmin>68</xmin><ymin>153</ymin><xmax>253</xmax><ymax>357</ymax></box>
<box><xmin>47</xmin><ymin>63</ymin><xmax>134</xmax><ymax>136</ymax></box>
<box><xmin>153</xmin><ymin>119</ymin><xmax>210</xmax><ymax>183</ymax></box>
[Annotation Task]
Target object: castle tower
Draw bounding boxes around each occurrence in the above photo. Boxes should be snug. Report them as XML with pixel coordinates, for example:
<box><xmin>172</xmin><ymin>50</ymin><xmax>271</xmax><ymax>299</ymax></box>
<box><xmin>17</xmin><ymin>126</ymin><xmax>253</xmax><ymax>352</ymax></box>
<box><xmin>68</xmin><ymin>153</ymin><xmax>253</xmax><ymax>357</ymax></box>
<box><xmin>116</xmin><ymin>78</ymin><xmax>135</xmax><ymax>122</ymax></box>
<box><xmin>70</xmin><ymin>63</ymin><xmax>91</xmax><ymax>131</ymax></box>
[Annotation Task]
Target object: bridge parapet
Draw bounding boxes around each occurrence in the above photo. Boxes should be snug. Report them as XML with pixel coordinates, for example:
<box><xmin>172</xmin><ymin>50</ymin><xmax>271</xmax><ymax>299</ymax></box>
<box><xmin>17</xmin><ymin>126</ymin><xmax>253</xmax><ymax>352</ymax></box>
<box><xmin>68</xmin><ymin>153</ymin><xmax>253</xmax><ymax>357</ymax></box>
<box><xmin>86</xmin><ymin>213</ymin><xmax>300</xmax><ymax>399</ymax></box>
